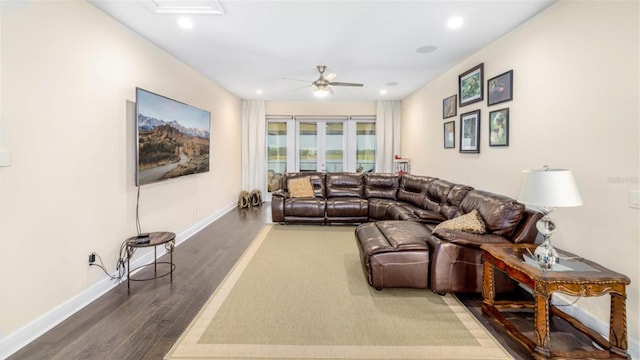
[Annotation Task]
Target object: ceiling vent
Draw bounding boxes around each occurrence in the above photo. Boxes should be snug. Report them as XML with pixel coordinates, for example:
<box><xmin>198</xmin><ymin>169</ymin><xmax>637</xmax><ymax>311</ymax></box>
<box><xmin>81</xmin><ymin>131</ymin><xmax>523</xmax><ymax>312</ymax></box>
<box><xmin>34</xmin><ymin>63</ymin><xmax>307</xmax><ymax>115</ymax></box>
<box><xmin>141</xmin><ymin>0</ymin><xmax>224</xmax><ymax>15</ymax></box>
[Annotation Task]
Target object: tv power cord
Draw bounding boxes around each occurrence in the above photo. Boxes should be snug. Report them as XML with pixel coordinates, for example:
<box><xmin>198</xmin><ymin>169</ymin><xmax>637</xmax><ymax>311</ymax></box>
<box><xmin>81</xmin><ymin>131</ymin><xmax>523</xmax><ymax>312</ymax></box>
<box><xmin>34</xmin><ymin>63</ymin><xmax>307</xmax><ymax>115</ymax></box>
<box><xmin>88</xmin><ymin>240</ymin><xmax>130</xmax><ymax>282</ymax></box>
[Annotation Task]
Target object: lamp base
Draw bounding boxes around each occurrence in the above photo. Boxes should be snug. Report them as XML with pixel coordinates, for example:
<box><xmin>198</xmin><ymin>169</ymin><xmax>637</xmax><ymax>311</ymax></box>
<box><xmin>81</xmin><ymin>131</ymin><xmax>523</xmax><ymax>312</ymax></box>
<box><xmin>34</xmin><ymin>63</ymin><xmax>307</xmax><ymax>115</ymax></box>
<box><xmin>534</xmin><ymin>238</ymin><xmax>558</xmax><ymax>271</ymax></box>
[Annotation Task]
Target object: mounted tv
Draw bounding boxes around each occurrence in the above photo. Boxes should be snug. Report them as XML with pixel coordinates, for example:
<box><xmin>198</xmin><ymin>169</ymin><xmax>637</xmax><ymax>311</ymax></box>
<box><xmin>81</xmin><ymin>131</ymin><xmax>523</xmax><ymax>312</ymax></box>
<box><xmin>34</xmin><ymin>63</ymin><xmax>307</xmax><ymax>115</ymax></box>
<box><xmin>135</xmin><ymin>88</ymin><xmax>211</xmax><ymax>186</ymax></box>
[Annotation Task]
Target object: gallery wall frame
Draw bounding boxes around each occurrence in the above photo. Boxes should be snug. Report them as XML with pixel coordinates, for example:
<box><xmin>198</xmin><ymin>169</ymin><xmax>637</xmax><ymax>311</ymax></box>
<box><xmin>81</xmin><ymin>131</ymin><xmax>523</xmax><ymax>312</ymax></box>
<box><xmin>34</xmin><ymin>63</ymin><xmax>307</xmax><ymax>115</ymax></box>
<box><xmin>460</xmin><ymin>110</ymin><xmax>480</xmax><ymax>153</ymax></box>
<box><xmin>443</xmin><ymin>94</ymin><xmax>457</xmax><ymax>118</ymax></box>
<box><xmin>489</xmin><ymin>108</ymin><xmax>509</xmax><ymax>147</ymax></box>
<box><xmin>487</xmin><ymin>70</ymin><xmax>513</xmax><ymax>106</ymax></box>
<box><xmin>444</xmin><ymin>121</ymin><xmax>455</xmax><ymax>148</ymax></box>
<box><xmin>458</xmin><ymin>63</ymin><xmax>484</xmax><ymax>107</ymax></box>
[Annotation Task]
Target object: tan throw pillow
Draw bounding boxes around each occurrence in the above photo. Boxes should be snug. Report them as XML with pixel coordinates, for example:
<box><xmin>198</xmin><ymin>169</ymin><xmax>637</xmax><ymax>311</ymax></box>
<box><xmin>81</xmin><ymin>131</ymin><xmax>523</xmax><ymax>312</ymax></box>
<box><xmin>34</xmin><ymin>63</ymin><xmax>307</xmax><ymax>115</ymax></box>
<box><xmin>288</xmin><ymin>177</ymin><xmax>315</xmax><ymax>198</ymax></box>
<box><xmin>433</xmin><ymin>209</ymin><xmax>486</xmax><ymax>234</ymax></box>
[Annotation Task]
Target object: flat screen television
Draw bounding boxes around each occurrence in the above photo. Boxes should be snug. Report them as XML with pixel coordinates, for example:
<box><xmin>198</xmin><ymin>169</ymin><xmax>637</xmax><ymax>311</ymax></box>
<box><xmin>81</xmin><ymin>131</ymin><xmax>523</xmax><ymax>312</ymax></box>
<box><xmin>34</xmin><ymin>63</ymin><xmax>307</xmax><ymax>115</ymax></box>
<box><xmin>135</xmin><ymin>87</ymin><xmax>211</xmax><ymax>186</ymax></box>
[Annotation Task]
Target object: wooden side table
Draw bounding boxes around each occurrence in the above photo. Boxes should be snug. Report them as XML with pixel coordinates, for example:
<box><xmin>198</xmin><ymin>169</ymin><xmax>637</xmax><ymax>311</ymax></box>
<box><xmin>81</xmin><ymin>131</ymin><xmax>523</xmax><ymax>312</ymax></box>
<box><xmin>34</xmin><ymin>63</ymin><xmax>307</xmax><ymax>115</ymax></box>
<box><xmin>481</xmin><ymin>243</ymin><xmax>630</xmax><ymax>360</ymax></box>
<box><xmin>126</xmin><ymin>231</ymin><xmax>176</xmax><ymax>293</ymax></box>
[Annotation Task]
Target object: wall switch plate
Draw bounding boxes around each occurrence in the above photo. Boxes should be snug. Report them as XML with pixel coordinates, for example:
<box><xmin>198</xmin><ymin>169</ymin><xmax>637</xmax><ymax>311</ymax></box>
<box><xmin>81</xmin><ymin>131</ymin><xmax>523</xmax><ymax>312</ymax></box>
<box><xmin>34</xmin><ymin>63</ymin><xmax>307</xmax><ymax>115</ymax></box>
<box><xmin>630</xmin><ymin>190</ymin><xmax>640</xmax><ymax>209</ymax></box>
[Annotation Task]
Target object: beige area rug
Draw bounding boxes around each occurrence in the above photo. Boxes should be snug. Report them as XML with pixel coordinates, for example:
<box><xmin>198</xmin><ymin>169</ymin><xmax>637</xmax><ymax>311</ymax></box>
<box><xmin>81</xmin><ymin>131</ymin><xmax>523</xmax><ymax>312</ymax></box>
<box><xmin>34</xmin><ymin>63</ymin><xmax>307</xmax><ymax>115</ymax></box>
<box><xmin>165</xmin><ymin>224</ymin><xmax>513</xmax><ymax>360</ymax></box>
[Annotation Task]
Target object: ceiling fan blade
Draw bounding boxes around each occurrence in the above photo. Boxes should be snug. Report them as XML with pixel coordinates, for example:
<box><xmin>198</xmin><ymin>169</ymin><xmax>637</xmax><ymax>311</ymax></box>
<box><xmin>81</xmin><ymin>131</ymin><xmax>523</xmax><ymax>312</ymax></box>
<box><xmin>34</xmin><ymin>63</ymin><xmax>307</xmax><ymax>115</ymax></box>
<box><xmin>291</xmin><ymin>84</ymin><xmax>311</xmax><ymax>92</ymax></box>
<box><xmin>283</xmin><ymin>77</ymin><xmax>312</xmax><ymax>83</ymax></box>
<box><xmin>325</xmin><ymin>73</ymin><xmax>337</xmax><ymax>82</ymax></box>
<box><xmin>329</xmin><ymin>81</ymin><xmax>363</xmax><ymax>87</ymax></box>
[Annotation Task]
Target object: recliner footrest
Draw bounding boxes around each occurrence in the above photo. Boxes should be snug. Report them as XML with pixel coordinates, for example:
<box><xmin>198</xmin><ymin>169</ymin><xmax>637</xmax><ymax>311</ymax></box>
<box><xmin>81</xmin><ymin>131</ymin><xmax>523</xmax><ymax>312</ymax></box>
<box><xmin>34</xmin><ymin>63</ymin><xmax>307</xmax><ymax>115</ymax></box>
<box><xmin>355</xmin><ymin>221</ymin><xmax>431</xmax><ymax>289</ymax></box>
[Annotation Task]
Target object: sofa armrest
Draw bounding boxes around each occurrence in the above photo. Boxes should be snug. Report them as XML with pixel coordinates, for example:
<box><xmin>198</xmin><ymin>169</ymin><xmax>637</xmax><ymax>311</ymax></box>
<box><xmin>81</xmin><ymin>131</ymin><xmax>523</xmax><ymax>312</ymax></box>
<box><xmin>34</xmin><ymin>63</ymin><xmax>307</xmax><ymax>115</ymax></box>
<box><xmin>271</xmin><ymin>189</ymin><xmax>290</xmax><ymax>199</ymax></box>
<box><xmin>270</xmin><ymin>190</ymin><xmax>289</xmax><ymax>223</ymax></box>
<box><xmin>413</xmin><ymin>209</ymin><xmax>447</xmax><ymax>224</ymax></box>
<box><xmin>432</xmin><ymin>228</ymin><xmax>511</xmax><ymax>248</ymax></box>
<box><xmin>511</xmin><ymin>209</ymin><xmax>542</xmax><ymax>244</ymax></box>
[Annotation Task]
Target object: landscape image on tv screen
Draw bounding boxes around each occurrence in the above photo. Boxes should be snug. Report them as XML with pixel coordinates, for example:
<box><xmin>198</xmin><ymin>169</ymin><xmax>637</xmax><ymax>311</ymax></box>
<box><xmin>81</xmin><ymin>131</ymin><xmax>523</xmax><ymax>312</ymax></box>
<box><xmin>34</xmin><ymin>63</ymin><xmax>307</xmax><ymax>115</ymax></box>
<box><xmin>136</xmin><ymin>88</ymin><xmax>211</xmax><ymax>186</ymax></box>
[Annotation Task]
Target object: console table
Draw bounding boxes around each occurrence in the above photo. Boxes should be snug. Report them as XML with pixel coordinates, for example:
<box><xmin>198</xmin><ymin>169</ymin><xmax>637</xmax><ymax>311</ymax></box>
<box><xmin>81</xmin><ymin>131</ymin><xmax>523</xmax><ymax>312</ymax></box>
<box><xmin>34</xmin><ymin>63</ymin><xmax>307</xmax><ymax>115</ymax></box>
<box><xmin>481</xmin><ymin>243</ymin><xmax>630</xmax><ymax>360</ymax></box>
<box><xmin>126</xmin><ymin>231</ymin><xmax>176</xmax><ymax>293</ymax></box>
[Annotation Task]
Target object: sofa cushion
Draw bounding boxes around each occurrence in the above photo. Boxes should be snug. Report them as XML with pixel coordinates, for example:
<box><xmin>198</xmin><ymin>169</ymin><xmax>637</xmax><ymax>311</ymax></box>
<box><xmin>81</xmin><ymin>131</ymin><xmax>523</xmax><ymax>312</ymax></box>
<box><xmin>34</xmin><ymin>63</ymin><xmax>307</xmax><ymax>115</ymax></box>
<box><xmin>364</xmin><ymin>173</ymin><xmax>400</xmax><ymax>199</ymax></box>
<box><xmin>284</xmin><ymin>198</ymin><xmax>325</xmax><ymax>217</ymax></box>
<box><xmin>288</xmin><ymin>177</ymin><xmax>314</xmax><ymax>198</ymax></box>
<box><xmin>326</xmin><ymin>197</ymin><xmax>368</xmax><ymax>220</ymax></box>
<box><xmin>368</xmin><ymin>198</ymin><xmax>400</xmax><ymax>220</ymax></box>
<box><xmin>433</xmin><ymin>209</ymin><xmax>486</xmax><ymax>235</ymax></box>
<box><xmin>397</xmin><ymin>174</ymin><xmax>434</xmax><ymax>207</ymax></box>
<box><xmin>458</xmin><ymin>190</ymin><xmax>525</xmax><ymax>238</ymax></box>
<box><xmin>440</xmin><ymin>184</ymin><xmax>474</xmax><ymax>219</ymax></box>
<box><xmin>422</xmin><ymin>179</ymin><xmax>455</xmax><ymax>213</ymax></box>
<box><xmin>326</xmin><ymin>173</ymin><xmax>364</xmax><ymax>198</ymax></box>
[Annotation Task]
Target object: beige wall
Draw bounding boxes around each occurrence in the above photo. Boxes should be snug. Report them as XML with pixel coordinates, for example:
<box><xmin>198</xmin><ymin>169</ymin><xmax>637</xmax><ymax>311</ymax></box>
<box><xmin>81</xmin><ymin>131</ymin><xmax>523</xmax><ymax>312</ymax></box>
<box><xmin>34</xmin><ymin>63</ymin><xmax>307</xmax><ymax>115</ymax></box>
<box><xmin>266</xmin><ymin>101</ymin><xmax>376</xmax><ymax>116</ymax></box>
<box><xmin>0</xmin><ymin>1</ymin><xmax>241</xmax><ymax>337</ymax></box>
<box><xmin>403</xmin><ymin>0</ymin><xmax>639</xmax><ymax>341</ymax></box>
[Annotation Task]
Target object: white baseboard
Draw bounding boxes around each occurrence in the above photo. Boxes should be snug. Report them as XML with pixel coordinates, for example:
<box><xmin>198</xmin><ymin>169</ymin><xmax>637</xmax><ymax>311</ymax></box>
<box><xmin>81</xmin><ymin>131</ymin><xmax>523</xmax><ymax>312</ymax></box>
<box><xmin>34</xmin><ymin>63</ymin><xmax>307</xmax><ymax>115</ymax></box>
<box><xmin>0</xmin><ymin>201</ymin><xmax>236</xmax><ymax>360</ymax></box>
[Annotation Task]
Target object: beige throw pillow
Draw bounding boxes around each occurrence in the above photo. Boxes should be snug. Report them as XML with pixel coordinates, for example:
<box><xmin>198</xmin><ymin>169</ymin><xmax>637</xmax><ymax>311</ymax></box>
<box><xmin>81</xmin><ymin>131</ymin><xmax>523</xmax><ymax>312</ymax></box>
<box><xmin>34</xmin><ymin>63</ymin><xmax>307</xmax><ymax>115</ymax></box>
<box><xmin>433</xmin><ymin>209</ymin><xmax>486</xmax><ymax>234</ymax></box>
<box><xmin>288</xmin><ymin>177</ymin><xmax>315</xmax><ymax>198</ymax></box>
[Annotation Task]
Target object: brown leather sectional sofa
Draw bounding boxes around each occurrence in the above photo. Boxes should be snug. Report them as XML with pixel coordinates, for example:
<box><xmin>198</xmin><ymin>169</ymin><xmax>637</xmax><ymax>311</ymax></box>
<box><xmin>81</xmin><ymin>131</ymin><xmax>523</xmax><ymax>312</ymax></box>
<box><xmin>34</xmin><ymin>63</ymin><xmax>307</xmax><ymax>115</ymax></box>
<box><xmin>271</xmin><ymin>172</ymin><xmax>541</xmax><ymax>295</ymax></box>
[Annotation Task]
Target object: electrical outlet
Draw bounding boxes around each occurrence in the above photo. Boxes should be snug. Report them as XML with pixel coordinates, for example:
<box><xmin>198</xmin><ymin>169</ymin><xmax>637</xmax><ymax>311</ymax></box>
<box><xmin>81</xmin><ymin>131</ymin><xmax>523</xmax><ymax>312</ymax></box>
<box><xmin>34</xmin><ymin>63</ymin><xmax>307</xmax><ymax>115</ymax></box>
<box><xmin>89</xmin><ymin>253</ymin><xmax>96</xmax><ymax>264</ymax></box>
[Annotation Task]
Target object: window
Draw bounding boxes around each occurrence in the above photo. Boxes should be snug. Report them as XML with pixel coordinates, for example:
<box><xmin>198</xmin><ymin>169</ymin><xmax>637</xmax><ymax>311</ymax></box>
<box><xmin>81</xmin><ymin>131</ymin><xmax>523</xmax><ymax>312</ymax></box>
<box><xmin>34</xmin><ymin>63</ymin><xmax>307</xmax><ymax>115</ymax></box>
<box><xmin>266</xmin><ymin>115</ymin><xmax>375</xmax><ymax>193</ymax></box>
<box><xmin>267</xmin><ymin>118</ymin><xmax>293</xmax><ymax>192</ymax></box>
<box><xmin>356</xmin><ymin>121</ymin><xmax>376</xmax><ymax>173</ymax></box>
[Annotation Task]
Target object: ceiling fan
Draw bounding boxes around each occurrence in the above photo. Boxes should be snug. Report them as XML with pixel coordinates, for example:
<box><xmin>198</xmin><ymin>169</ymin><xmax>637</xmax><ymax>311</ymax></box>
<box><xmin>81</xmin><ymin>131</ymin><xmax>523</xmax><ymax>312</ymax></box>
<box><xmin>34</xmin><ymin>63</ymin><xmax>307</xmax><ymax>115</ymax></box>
<box><xmin>286</xmin><ymin>65</ymin><xmax>364</xmax><ymax>97</ymax></box>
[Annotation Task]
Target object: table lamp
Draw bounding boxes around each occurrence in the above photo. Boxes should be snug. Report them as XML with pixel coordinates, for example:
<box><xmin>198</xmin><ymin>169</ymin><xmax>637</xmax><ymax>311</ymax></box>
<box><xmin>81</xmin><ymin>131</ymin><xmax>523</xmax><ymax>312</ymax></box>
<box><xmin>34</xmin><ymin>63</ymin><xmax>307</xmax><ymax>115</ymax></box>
<box><xmin>517</xmin><ymin>166</ymin><xmax>583</xmax><ymax>270</ymax></box>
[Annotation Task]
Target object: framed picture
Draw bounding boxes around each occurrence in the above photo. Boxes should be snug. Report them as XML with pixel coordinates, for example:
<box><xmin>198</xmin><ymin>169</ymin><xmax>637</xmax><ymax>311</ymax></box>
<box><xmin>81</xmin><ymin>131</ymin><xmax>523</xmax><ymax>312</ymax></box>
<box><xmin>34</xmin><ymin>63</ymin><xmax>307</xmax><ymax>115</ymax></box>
<box><xmin>487</xmin><ymin>70</ymin><xmax>513</xmax><ymax>106</ymax></box>
<box><xmin>444</xmin><ymin>121</ymin><xmax>455</xmax><ymax>148</ymax></box>
<box><xmin>460</xmin><ymin>110</ymin><xmax>480</xmax><ymax>153</ymax></box>
<box><xmin>443</xmin><ymin>95</ymin><xmax>457</xmax><ymax>118</ymax></box>
<box><xmin>489</xmin><ymin>108</ymin><xmax>509</xmax><ymax>147</ymax></box>
<box><xmin>458</xmin><ymin>63</ymin><xmax>484</xmax><ymax>107</ymax></box>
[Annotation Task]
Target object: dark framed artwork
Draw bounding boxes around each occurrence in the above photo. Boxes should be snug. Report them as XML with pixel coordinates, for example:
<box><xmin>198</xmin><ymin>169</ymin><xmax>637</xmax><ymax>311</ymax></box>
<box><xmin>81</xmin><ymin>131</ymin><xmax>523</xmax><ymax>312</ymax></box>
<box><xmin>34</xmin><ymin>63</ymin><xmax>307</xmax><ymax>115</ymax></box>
<box><xmin>487</xmin><ymin>70</ymin><xmax>513</xmax><ymax>106</ymax></box>
<box><xmin>458</xmin><ymin>63</ymin><xmax>484</xmax><ymax>107</ymax></box>
<box><xmin>444</xmin><ymin>121</ymin><xmax>455</xmax><ymax>148</ymax></box>
<box><xmin>443</xmin><ymin>95</ymin><xmax>457</xmax><ymax>118</ymax></box>
<box><xmin>460</xmin><ymin>110</ymin><xmax>480</xmax><ymax>153</ymax></box>
<box><xmin>489</xmin><ymin>108</ymin><xmax>509</xmax><ymax>147</ymax></box>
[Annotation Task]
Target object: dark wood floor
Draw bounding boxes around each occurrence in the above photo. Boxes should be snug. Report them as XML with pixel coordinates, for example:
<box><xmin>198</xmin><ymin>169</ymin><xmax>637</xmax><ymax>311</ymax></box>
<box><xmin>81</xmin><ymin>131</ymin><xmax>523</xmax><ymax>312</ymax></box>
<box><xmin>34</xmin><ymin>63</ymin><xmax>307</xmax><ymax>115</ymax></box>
<box><xmin>9</xmin><ymin>204</ymin><xmax>592</xmax><ymax>360</ymax></box>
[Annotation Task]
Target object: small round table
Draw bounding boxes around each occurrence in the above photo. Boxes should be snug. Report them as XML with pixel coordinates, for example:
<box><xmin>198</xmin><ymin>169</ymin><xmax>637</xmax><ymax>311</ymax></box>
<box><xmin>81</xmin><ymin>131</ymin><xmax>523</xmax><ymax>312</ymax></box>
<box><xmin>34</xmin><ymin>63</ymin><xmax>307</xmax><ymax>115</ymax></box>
<box><xmin>126</xmin><ymin>231</ymin><xmax>176</xmax><ymax>293</ymax></box>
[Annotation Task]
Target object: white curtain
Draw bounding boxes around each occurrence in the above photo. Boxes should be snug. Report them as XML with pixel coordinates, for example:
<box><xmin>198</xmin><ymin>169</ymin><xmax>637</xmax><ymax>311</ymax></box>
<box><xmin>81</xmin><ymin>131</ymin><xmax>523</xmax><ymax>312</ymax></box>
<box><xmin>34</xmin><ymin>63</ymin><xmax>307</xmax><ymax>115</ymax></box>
<box><xmin>241</xmin><ymin>100</ymin><xmax>266</xmax><ymax>194</ymax></box>
<box><xmin>375</xmin><ymin>100</ymin><xmax>402</xmax><ymax>173</ymax></box>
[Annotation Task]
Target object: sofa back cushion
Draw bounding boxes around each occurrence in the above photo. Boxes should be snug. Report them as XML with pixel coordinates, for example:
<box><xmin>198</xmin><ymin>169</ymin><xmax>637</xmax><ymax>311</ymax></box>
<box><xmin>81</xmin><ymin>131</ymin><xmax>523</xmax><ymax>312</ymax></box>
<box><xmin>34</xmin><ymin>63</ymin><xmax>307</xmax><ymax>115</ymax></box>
<box><xmin>364</xmin><ymin>173</ymin><xmax>400</xmax><ymax>199</ymax></box>
<box><xmin>397</xmin><ymin>174</ymin><xmax>435</xmax><ymax>207</ymax></box>
<box><xmin>458</xmin><ymin>190</ymin><xmax>525</xmax><ymax>238</ymax></box>
<box><xmin>440</xmin><ymin>184</ymin><xmax>473</xmax><ymax>219</ymax></box>
<box><xmin>325</xmin><ymin>172</ymin><xmax>364</xmax><ymax>198</ymax></box>
<box><xmin>282</xmin><ymin>172</ymin><xmax>326</xmax><ymax>198</ymax></box>
<box><xmin>422</xmin><ymin>179</ymin><xmax>455</xmax><ymax>213</ymax></box>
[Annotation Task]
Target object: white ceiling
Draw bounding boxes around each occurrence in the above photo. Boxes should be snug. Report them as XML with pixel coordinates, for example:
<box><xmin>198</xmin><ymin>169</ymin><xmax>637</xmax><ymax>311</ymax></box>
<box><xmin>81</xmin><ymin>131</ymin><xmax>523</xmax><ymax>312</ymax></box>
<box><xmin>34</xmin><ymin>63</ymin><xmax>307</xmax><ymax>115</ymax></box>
<box><xmin>89</xmin><ymin>0</ymin><xmax>555</xmax><ymax>102</ymax></box>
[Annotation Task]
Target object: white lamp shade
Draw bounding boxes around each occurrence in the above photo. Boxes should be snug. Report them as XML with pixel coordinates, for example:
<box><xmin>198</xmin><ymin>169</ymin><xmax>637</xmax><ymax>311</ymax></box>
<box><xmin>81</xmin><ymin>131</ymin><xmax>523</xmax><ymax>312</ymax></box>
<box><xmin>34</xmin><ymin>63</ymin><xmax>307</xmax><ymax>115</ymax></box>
<box><xmin>518</xmin><ymin>168</ymin><xmax>583</xmax><ymax>208</ymax></box>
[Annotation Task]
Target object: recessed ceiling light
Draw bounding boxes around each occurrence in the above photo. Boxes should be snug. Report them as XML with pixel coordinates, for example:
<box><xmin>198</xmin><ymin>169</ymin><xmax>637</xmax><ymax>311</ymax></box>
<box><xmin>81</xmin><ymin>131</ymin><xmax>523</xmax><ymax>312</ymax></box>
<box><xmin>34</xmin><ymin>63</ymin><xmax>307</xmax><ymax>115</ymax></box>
<box><xmin>256</xmin><ymin>89</ymin><xmax>264</xmax><ymax>95</ymax></box>
<box><xmin>379</xmin><ymin>89</ymin><xmax>388</xmax><ymax>95</ymax></box>
<box><xmin>447</xmin><ymin>16</ymin><xmax>464</xmax><ymax>29</ymax></box>
<box><xmin>416</xmin><ymin>45</ymin><xmax>437</xmax><ymax>54</ymax></box>
<box><xmin>178</xmin><ymin>17</ymin><xmax>193</xmax><ymax>29</ymax></box>
<box><xmin>142</xmin><ymin>0</ymin><xmax>225</xmax><ymax>15</ymax></box>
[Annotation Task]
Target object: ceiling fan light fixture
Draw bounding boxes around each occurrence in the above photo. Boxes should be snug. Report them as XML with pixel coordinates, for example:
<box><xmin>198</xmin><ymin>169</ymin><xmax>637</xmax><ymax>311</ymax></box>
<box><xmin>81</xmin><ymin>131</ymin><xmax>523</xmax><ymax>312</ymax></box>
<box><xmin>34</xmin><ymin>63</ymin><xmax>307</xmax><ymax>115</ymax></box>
<box><xmin>313</xmin><ymin>87</ymin><xmax>331</xmax><ymax>97</ymax></box>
